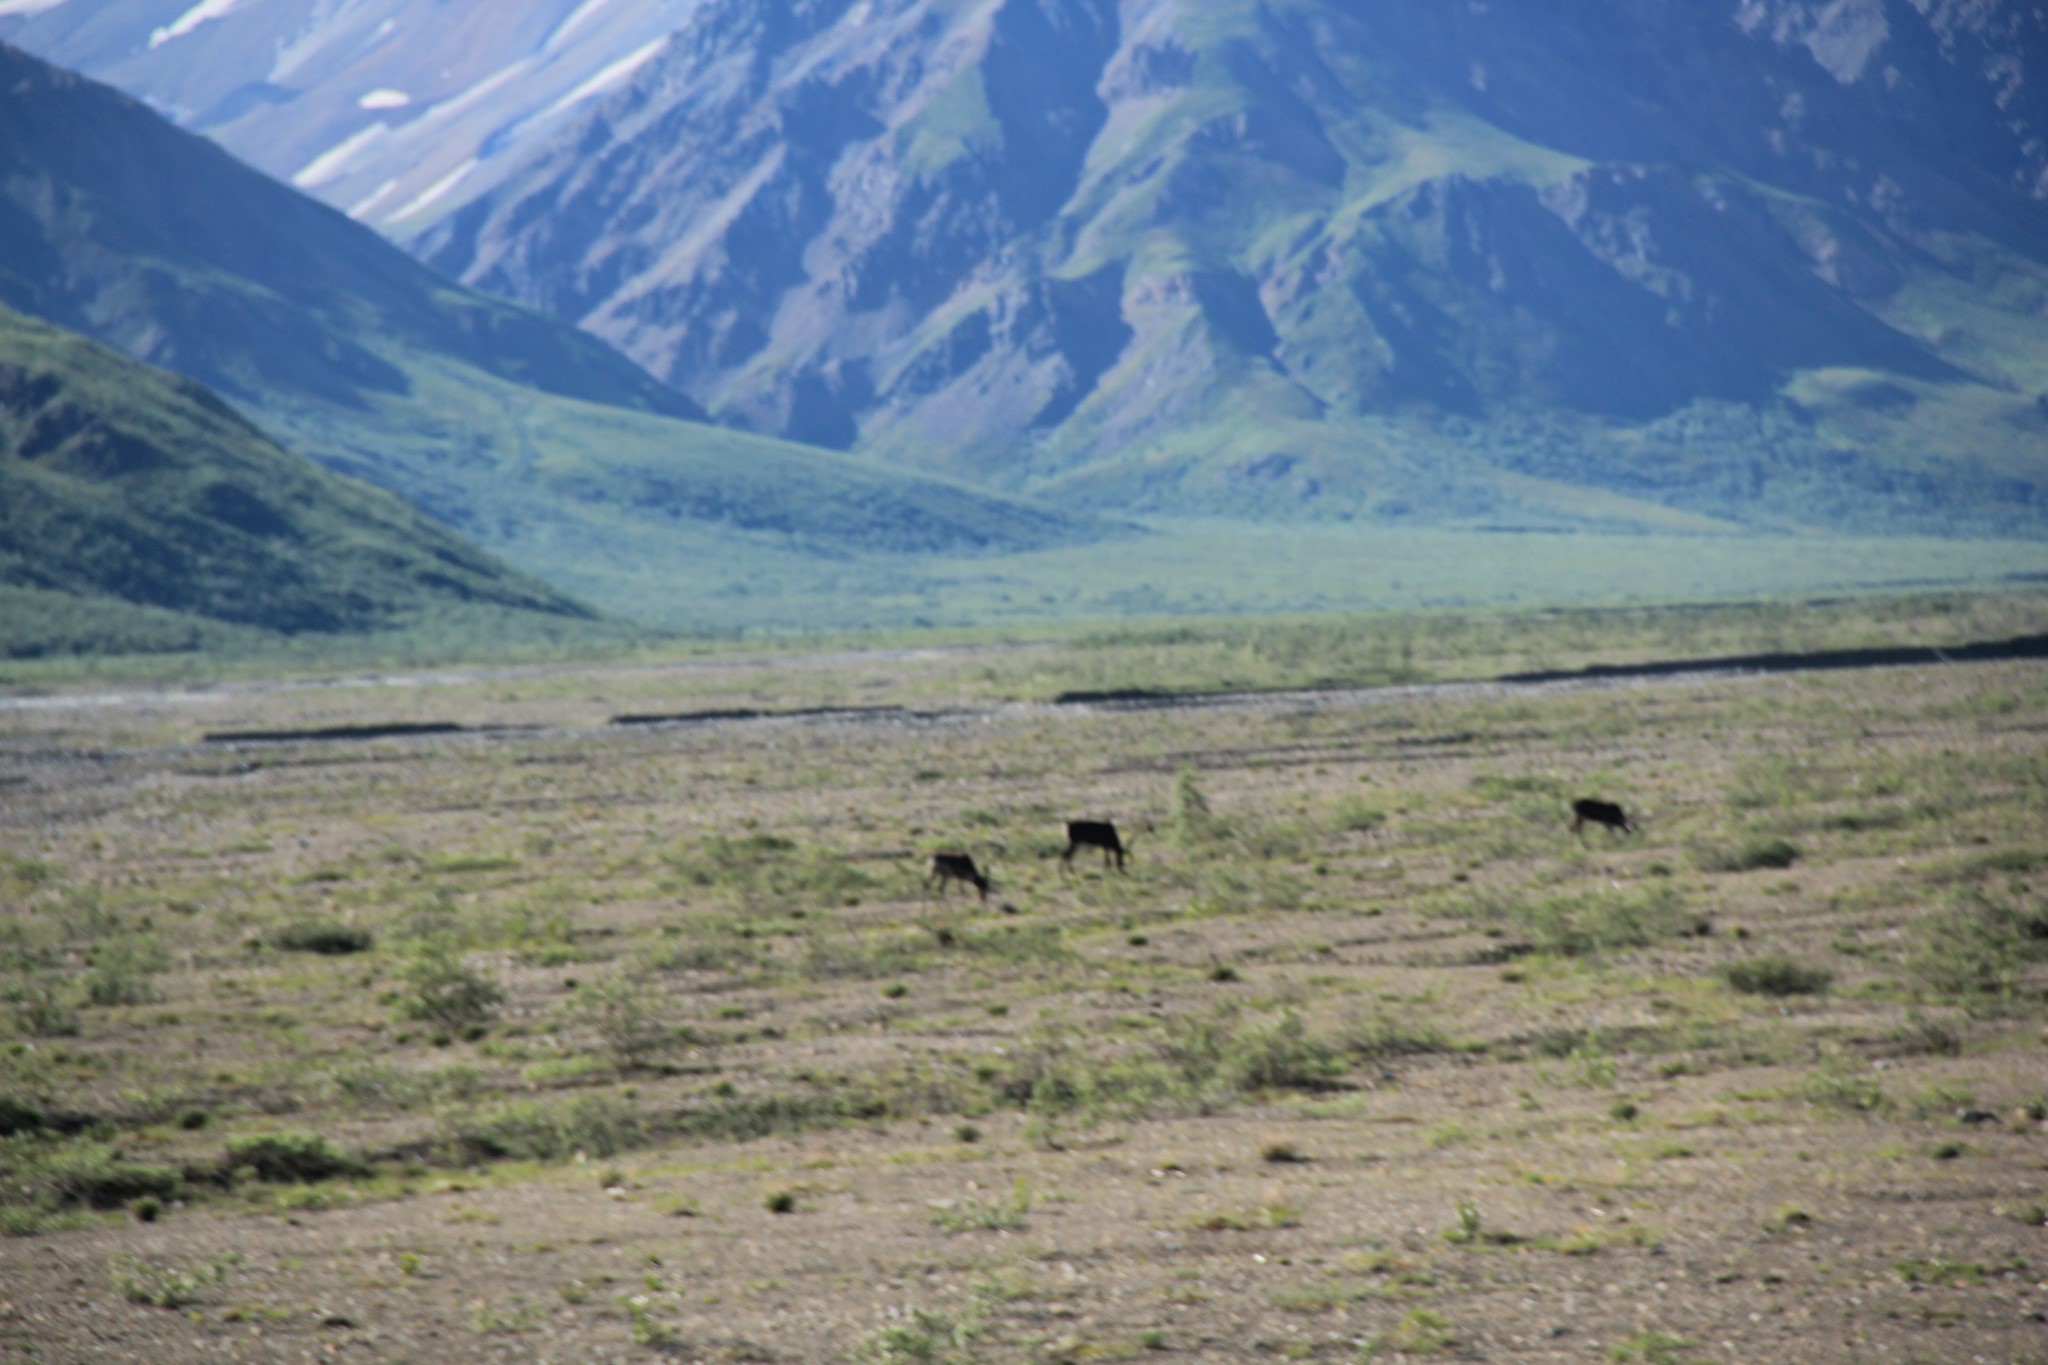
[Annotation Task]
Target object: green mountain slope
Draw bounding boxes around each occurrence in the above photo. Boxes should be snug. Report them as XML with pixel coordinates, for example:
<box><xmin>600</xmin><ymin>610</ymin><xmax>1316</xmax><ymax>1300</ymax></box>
<box><xmin>414</xmin><ymin>0</ymin><xmax>2048</xmax><ymax>537</ymax></box>
<box><xmin>0</xmin><ymin>302</ymin><xmax>599</xmax><ymax>657</ymax></box>
<box><xmin>0</xmin><ymin>41</ymin><xmax>1113</xmax><ymax>619</ymax></box>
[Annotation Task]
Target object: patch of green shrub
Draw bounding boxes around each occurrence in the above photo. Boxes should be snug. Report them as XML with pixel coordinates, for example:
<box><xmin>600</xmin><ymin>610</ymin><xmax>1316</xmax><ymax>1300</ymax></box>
<box><xmin>854</xmin><ymin>1305</ymin><xmax>981</xmax><ymax>1365</ymax></box>
<box><xmin>798</xmin><ymin>932</ymin><xmax>936</xmax><ymax>981</ymax></box>
<box><xmin>1609</xmin><ymin>1330</ymin><xmax>1698</xmax><ymax>1364</ymax></box>
<box><xmin>1912</xmin><ymin>889</ymin><xmax>2048</xmax><ymax>1003</ymax></box>
<box><xmin>1330</xmin><ymin>797</ymin><xmax>1387</xmax><ymax>833</ymax></box>
<box><xmin>393</xmin><ymin>939</ymin><xmax>502</xmax><ymax>1029</ymax></box>
<box><xmin>675</xmin><ymin>1092</ymin><xmax>846</xmax><ymax>1143</ymax></box>
<box><xmin>0</xmin><ymin>1097</ymin><xmax>47</xmax><ymax>1137</ymax></box>
<box><xmin>1384</xmin><ymin>1307</ymin><xmax>1457</xmax><ymax>1354</ymax></box>
<box><xmin>225</xmin><ymin>1131</ymin><xmax>362</xmax><ymax>1183</ymax></box>
<box><xmin>5</xmin><ymin>978</ymin><xmax>79</xmax><ymax>1037</ymax></box>
<box><xmin>272</xmin><ymin>921</ymin><xmax>373</xmax><ymax>955</ymax></box>
<box><xmin>1723</xmin><ymin>955</ymin><xmax>1833</xmax><ymax>997</ymax></box>
<box><xmin>563</xmin><ymin>966</ymin><xmax>688</xmax><ymax>1071</ymax></box>
<box><xmin>1339</xmin><ymin>1009</ymin><xmax>1452</xmax><ymax>1063</ymax></box>
<box><xmin>81</xmin><ymin>938</ymin><xmax>168</xmax><ymax>1007</ymax></box>
<box><xmin>660</xmin><ymin>834</ymin><xmax>874</xmax><ymax>914</ymax></box>
<box><xmin>931</xmin><ymin>1176</ymin><xmax>1031</xmax><ymax>1233</ymax></box>
<box><xmin>1172</xmin><ymin>770</ymin><xmax>1225</xmax><ymax>847</ymax></box>
<box><xmin>1696</xmin><ymin>837</ymin><xmax>1800</xmax><ymax>872</ymax></box>
<box><xmin>108</xmin><ymin>1253</ymin><xmax>234</xmax><ymax>1308</ymax></box>
<box><xmin>440</xmin><ymin>1093</ymin><xmax>645</xmax><ymax>1164</ymax></box>
<box><xmin>38</xmin><ymin>1143</ymin><xmax>181</xmax><ymax>1209</ymax></box>
<box><xmin>1499</xmin><ymin>884</ymin><xmax>1696</xmax><ymax>958</ymax></box>
<box><xmin>1224</xmin><ymin>1011</ymin><xmax>1346</xmax><ymax>1092</ymax></box>
<box><xmin>1801</xmin><ymin>1069</ymin><xmax>1887</xmax><ymax>1114</ymax></box>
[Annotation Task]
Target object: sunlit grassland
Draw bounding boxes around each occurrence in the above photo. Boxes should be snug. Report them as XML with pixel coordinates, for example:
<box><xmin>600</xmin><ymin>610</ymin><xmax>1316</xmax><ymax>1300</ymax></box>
<box><xmin>0</xmin><ymin>595</ymin><xmax>2043</xmax><ymax>1360</ymax></box>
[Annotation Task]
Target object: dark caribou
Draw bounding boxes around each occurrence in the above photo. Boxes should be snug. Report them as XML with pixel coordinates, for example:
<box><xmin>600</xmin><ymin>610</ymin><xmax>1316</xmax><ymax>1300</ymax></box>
<box><xmin>1060</xmin><ymin>819</ymin><xmax>1128</xmax><ymax>871</ymax></box>
<box><xmin>927</xmin><ymin>852</ymin><xmax>992</xmax><ymax>901</ymax></box>
<box><xmin>1570</xmin><ymin>798</ymin><xmax>1635</xmax><ymax>836</ymax></box>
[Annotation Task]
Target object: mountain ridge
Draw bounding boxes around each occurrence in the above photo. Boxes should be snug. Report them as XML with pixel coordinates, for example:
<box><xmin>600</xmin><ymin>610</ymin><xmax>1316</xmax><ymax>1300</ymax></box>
<box><xmin>400</xmin><ymin>0</ymin><xmax>2048</xmax><ymax>535</ymax></box>
<box><xmin>5</xmin><ymin>2</ymin><xmax>2045</xmax><ymax>556</ymax></box>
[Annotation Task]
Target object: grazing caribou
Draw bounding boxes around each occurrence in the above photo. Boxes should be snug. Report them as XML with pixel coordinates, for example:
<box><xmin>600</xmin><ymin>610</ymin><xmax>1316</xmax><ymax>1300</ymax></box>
<box><xmin>1571</xmin><ymin>798</ymin><xmax>1635</xmax><ymax>837</ymax></box>
<box><xmin>1060</xmin><ymin>819</ymin><xmax>1127</xmax><ymax>871</ymax></box>
<box><xmin>927</xmin><ymin>852</ymin><xmax>991</xmax><ymax>901</ymax></box>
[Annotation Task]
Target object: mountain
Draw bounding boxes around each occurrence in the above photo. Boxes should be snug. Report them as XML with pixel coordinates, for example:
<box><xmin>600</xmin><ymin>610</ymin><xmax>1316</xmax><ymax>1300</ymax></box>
<box><xmin>0</xmin><ymin>40</ymin><xmax>701</xmax><ymax>423</ymax></box>
<box><xmin>384</xmin><ymin>0</ymin><xmax>2047</xmax><ymax>535</ymax></box>
<box><xmin>0</xmin><ymin>39</ymin><xmax>1111</xmax><ymax>626</ymax></box>
<box><xmin>0</xmin><ymin>0</ymin><xmax>707</xmax><ymax>239</ymax></box>
<box><xmin>0</xmin><ymin>300</ymin><xmax>595</xmax><ymax>656</ymax></box>
<box><xmin>11</xmin><ymin>4</ymin><xmax>2047</xmax><ymax>546</ymax></box>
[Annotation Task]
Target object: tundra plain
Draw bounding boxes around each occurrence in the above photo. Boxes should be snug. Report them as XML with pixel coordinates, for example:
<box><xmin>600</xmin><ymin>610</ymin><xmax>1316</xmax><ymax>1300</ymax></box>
<box><xmin>1</xmin><ymin>596</ymin><xmax>2045</xmax><ymax>1364</ymax></box>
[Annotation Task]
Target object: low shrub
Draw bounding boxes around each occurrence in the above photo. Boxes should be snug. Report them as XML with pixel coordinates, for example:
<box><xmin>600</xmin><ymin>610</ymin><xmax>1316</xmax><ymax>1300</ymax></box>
<box><xmin>563</xmin><ymin>967</ymin><xmax>688</xmax><ymax>1071</ymax></box>
<box><xmin>1912</xmin><ymin>889</ymin><xmax>2048</xmax><ymax>1003</ymax></box>
<box><xmin>1330</xmin><ymin>797</ymin><xmax>1387</xmax><ymax>833</ymax></box>
<box><xmin>272</xmin><ymin>921</ymin><xmax>374</xmax><ymax>955</ymax></box>
<box><xmin>1723</xmin><ymin>955</ymin><xmax>1834</xmax><ymax>997</ymax></box>
<box><xmin>108</xmin><ymin>1253</ymin><xmax>234</xmax><ymax>1308</ymax></box>
<box><xmin>661</xmin><ymin>834</ymin><xmax>874</xmax><ymax>914</ymax></box>
<box><xmin>40</xmin><ymin>1143</ymin><xmax>181</xmax><ymax>1209</ymax></box>
<box><xmin>1801</xmin><ymin>1069</ymin><xmax>1887</xmax><ymax>1114</ymax></box>
<box><xmin>0</xmin><ymin>1097</ymin><xmax>46</xmax><ymax>1137</ymax></box>
<box><xmin>1225</xmin><ymin>1012</ymin><xmax>1346</xmax><ymax>1092</ymax></box>
<box><xmin>393</xmin><ymin>940</ymin><xmax>502</xmax><ymax>1030</ymax></box>
<box><xmin>6</xmin><ymin>979</ymin><xmax>79</xmax><ymax>1037</ymax></box>
<box><xmin>854</xmin><ymin>1306</ymin><xmax>981</xmax><ymax>1365</ymax></box>
<box><xmin>931</xmin><ymin>1177</ymin><xmax>1031</xmax><ymax>1233</ymax></box>
<box><xmin>1697</xmin><ymin>838</ymin><xmax>1800</xmax><ymax>873</ymax></box>
<box><xmin>1385</xmin><ymin>1307</ymin><xmax>1457</xmax><ymax>1354</ymax></box>
<box><xmin>675</xmin><ymin>1092</ymin><xmax>846</xmax><ymax>1143</ymax></box>
<box><xmin>1171</xmin><ymin>770</ymin><xmax>1226</xmax><ymax>847</ymax></box>
<box><xmin>225</xmin><ymin>1131</ymin><xmax>362</xmax><ymax>1183</ymax></box>
<box><xmin>440</xmin><ymin>1093</ymin><xmax>645</xmax><ymax>1164</ymax></box>
<box><xmin>1339</xmin><ymin>1009</ymin><xmax>1453</xmax><ymax>1063</ymax></box>
<box><xmin>1609</xmin><ymin>1330</ymin><xmax>1696</xmax><ymax>1364</ymax></box>
<box><xmin>81</xmin><ymin>938</ymin><xmax>168</xmax><ymax>1007</ymax></box>
<box><xmin>1505</xmin><ymin>884</ymin><xmax>1696</xmax><ymax>958</ymax></box>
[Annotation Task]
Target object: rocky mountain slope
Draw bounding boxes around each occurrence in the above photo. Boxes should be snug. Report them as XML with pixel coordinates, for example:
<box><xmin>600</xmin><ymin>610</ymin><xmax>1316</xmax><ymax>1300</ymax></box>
<box><xmin>10</xmin><ymin>1</ymin><xmax>2046</xmax><ymax>541</ymax></box>
<box><xmin>397</xmin><ymin>0</ymin><xmax>2048</xmax><ymax>533</ymax></box>
<box><xmin>0</xmin><ymin>300</ymin><xmax>594</xmax><ymax>656</ymax></box>
<box><xmin>0</xmin><ymin>0</ymin><xmax>708</xmax><ymax>238</ymax></box>
<box><xmin>0</xmin><ymin>40</ymin><xmax>1111</xmax><ymax>627</ymax></box>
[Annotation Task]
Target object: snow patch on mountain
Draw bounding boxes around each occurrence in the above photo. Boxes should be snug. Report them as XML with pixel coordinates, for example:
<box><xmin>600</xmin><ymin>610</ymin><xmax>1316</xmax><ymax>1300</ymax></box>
<box><xmin>0</xmin><ymin>0</ymin><xmax>708</xmax><ymax>235</ymax></box>
<box><xmin>393</xmin><ymin>156</ymin><xmax>479</xmax><ymax>220</ymax></box>
<box><xmin>545</xmin><ymin>34</ymin><xmax>666</xmax><ymax>117</ymax></box>
<box><xmin>547</xmin><ymin>0</ymin><xmax>620</xmax><ymax>52</ymax></box>
<box><xmin>150</xmin><ymin>0</ymin><xmax>245</xmax><ymax>50</ymax></box>
<box><xmin>294</xmin><ymin>124</ymin><xmax>390</xmax><ymax>189</ymax></box>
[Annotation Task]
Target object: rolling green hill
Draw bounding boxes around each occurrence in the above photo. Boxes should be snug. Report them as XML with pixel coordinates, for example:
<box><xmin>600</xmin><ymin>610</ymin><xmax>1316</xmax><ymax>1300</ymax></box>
<box><xmin>0</xmin><ymin>301</ymin><xmax>604</xmax><ymax>657</ymax></box>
